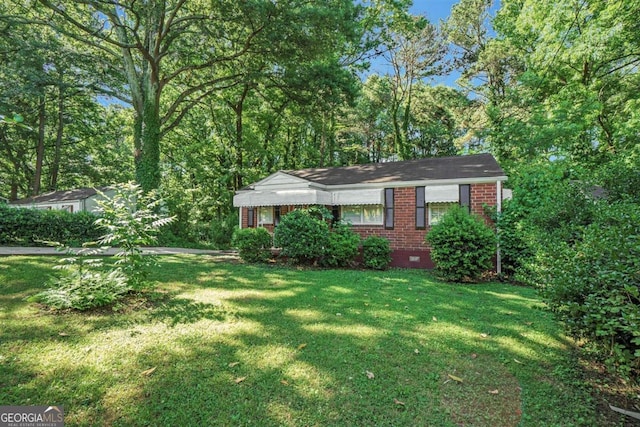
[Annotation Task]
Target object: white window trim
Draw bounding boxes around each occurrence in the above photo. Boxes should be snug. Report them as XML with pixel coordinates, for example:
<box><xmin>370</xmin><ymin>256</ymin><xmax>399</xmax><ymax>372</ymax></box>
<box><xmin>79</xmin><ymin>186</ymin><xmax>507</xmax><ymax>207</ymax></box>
<box><xmin>258</xmin><ymin>206</ymin><xmax>274</xmax><ymax>225</ymax></box>
<box><xmin>341</xmin><ymin>205</ymin><xmax>383</xmax><ymax>225</ymax></box>
<box><xmin>428</xmin><ymin>202</ymin><xmax>456</xmax><ymax>226</ymax></box>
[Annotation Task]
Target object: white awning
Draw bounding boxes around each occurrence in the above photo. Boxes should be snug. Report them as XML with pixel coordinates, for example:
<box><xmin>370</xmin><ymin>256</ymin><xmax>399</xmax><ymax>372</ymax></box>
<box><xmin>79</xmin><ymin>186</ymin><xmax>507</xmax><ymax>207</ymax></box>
<box><xmin>233</xmin><ymin>189</ymin><xmax>332</xmax><ymax>207</ymax></box>
<box><xmin>424</xmin><ymin>185</ymin><xmax>459</xmax><ymax>203</ymax></box>
<box><xmin>331</xmin><ymin>189</ymin><xmax>383</xmax><ymax>205</ymax></box>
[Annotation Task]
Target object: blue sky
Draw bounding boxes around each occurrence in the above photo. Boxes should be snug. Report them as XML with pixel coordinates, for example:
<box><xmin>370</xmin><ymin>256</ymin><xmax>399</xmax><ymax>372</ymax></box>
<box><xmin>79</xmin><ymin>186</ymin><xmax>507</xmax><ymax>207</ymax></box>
<box><xmin>410</xmin><ymin>0</ymin><xmax>460</xmax><ymax>22</ymax></box>
<box><xmin>366</xmin><ymin>0</ymin><xmax>464</xmax><ymax>85</ymax></box>
<box><xmin>368</xmin><ymin>0</ymin><xmax>500</xmax><ymax>87</ymax></box>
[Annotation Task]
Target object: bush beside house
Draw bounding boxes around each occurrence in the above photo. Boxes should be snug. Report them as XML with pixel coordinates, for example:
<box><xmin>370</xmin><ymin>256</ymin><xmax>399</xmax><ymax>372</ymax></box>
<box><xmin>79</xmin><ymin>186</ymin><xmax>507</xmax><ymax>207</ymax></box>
<box><xmin>426</xmin><ymin>205</ymin><xmax>496</xmax><ymax>282</ymax></box>
<box><xmin>232</xmin><ymin>227</ymin><xmax>273</xmax><ymax>263</ymax></box>
<box><xmin>361</xmin><ymin>236</ymin><xmax>392</xmax><ymax>270</ymax></box>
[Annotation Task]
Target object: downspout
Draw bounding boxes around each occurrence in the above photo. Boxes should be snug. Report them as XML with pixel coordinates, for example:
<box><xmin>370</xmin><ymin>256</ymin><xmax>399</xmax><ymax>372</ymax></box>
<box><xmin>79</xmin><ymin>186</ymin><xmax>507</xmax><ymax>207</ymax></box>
<box><xmin>496</xmin><ymin>180</ymin><xmax>502</xmax><ymax>275</ymax></box>
<box><xmin>238</xmin><ymin>207</ymin><xmax>242</xmax><ymax>229</ymax></box>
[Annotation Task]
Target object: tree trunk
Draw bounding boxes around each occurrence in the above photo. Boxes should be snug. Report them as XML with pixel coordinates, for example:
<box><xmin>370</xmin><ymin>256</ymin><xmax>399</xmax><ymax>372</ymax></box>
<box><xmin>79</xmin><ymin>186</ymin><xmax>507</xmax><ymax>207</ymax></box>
<box><xmin>135</xmin><ymin>96</ymin><xmax>162</xmax><ymax>192</ymax></box>
<box><xmin>50</xmin><ymin>83</ymin><xmax>64</xmax><ymax>191</ymax></box>
<box><xmin>33</xmin><ymin>93</ymin><xmax>46</xmax><ymax>195</ymax></box>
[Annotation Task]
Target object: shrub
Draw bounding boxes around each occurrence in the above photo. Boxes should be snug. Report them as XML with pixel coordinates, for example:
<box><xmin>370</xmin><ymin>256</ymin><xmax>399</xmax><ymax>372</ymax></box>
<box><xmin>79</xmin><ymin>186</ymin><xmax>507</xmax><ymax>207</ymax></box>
<box><xmin>94</xmin><ymin>182</ymin><xmax>174</xmax><ymax>290</ymax></box>
<box><xmin>539</xmin><ymin>202</ymin><xmax>640</xmax><ymax>377</ymax></box>
<box><xmin>494</xmin><ymin>199</ymin><xmax>534</xmax><ymax>278</ymax></box>
<box><xmin>29</xmin><ymin>245</ymin><xmax>131</xmax><ymax>310</ymax></box>
<box><xmin>321</xmin><ymin>222</ymin><xmax>361</xmax><ymax>268</ymax></box>
<box><xmin>232</xmin><ymin>227</ymin><xmax>272</xmax><ymax>263</ymax></box>
<box><xmin>0</xmin><ymin>203</ymin><xmax>101</xmax><ymax>246</ymax></box>
<box><xmin>30</xmin><ymin>264</ymin><xmax>130</xmax><ymax>310</ymax></box>
<box><xmin>362</xmin><ymin>236</ymin><xmax>392</xmax><ymax>270</ymax></box>
<box><xmin>426</xmin><ymin>205</ymin><xmax>496</xmax><ymax>282</ymax></box>
<box><xmin>273</xmin><ymin>207</ymin><xmax>330</xmax><ymax>264</ymax></box>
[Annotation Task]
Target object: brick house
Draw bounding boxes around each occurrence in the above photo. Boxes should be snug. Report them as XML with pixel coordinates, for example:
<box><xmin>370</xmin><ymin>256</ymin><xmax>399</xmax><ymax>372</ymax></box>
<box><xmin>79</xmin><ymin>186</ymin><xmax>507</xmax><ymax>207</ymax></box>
<box><xmin>233</xmin><ymin>153</ymin><xmax>507</xmax><ymax>269</ymax></box>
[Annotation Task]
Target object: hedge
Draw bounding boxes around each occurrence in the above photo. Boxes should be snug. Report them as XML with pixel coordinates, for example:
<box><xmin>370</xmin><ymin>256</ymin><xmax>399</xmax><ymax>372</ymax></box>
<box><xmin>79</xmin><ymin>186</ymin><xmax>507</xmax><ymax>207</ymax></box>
<box><xmin>0</xmin><ymin>204</ymin><xmax>102</xmax><ymax>246</ymax></box>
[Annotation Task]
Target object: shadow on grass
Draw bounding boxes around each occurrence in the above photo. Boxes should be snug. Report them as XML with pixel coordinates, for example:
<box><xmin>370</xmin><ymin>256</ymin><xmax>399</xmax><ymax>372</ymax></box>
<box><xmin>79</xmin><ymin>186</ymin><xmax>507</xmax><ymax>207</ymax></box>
<box><xmin>148</xmin><ymin>295</ymin><xmax>235</xmax><ymax>327</ymax></box>
<box><xmin>2</xmin><ymin>256</ymin><xmax>633</xmax><ymax>426</ymax></box>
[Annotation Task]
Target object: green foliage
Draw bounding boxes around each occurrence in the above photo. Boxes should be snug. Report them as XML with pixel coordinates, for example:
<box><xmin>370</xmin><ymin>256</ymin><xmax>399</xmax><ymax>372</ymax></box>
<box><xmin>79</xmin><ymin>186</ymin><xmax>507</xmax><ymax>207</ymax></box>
<box><xmin>426</xmin><ymin>205</ymin><xmax>496</xmax><ymax>282</ymax></box>
<box><xmin>495</xmin><ymin>199</ymin><xmax>533</xmax><ymax>278</ymax></box>
<box><xmin>321</xmin><ymin>221</ymin><xmax>361</xmax><ymax>268</ymax></box>
<box><xmin>539</xmin><ymin>202</ymin><xmax>640</xmax><ymax>377</ymax></box>
<box><xmin>273</xmin><ymin>207</ymin><xmax>330</xmax><ymax>264</ymax></box>
<box><xmin>232</xmin><ymin>227</ymin><xmax>272</xmax><ymax>263</ymax></box>
<box><xmin>94</xmin><ymin>182</ymin><xmax>174</xmax><ymax>290</ymax></box>
<box><xmin>361</xmin><ymin>236</ymin><xmax>392</xmax><ymax>270</ymax></box>
<box><xmin>30</xmin><ymin>250</ymin><xmax>130</xmax><ymax>311</ymax></box>
<box><xmin>0</xmin><ymin>204</ymin><xmax>101</xmax><ymax>246</ymax></box>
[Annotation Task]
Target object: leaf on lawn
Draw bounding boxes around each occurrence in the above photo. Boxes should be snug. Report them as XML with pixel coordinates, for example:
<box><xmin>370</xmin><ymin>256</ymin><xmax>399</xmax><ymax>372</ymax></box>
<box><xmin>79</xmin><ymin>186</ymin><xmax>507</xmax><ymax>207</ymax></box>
<box><xmin>480</xmin><ymin>333</ymin><xmax>488</xmax><ymax>338</ymax></box>
<box><xmin>297</xmin><ymin>343</ymin><xmax>307</xmax><ymax>350</ymax></box>
<box><xmin>609</xmin><ymin>405</ymin><xmax>640</xmax><ymax>420</ymax></box>
<box><xmin>393</xmin><ymin>398</ymin><xmax>405</xmax><ymax>406</ymax></box>
<box><xmin>432</xmin><ymin>316</ymin><xmax>438</xmax><ymax>322</ymax></box>
<box><xmin>489</xmin><ymin>389</ymin><xmax>499</xmax><ymax>394</ymax></box>
<box><xmin>141</xmin><ymin>367</ymin><xmax>156</xmax><ymax>376</ymax></box>
<box><xmin>228</xmin><ymin>361</ymin><xmax>240</xmax><ymax>368</ymax></box>
<box><xmin>336</xmin><ymin>313</ymin><xmax>342</xmax><ymax>316</ymax></box>
<box><xmin>280</xmin><ymin>379</ymin><xmax>289</xmax><ymax>386</ymax></box>
<box><xmin>470</xmin><ymin>353</ymin><xmax>478</xmax><ymax>359</ymax></box>
<box><xmin>234</xmin><ymin>376</ymin><xmax>247</xmax><ymax>384</ymax></box>
<box><xmin>366</xmin><ymin>370</ymin><xmax>375</xmax><ymax>379</ymax></box>
<box><xmin>58</xmin><ymin>332</ymin><xmax>69</xmax><ymax>337</ymax></box>
<box><xmin>447</xmin><ymin>374</ymin><xmax>463</xmax><ymax>383</ymax></box>
<box><xmin>414</xmin><ymin>349</ymin><xmax>420</xmax><ymax>354</ymax></box>
<box><xmin>513</xmin><ymin>359</ymin><xmax>523</xmax><ymax>364</ymax></box>
<box><xmin>525</xmin><ymin>322</ymin><xmax>533</xmax><ymax>326</ymax></box>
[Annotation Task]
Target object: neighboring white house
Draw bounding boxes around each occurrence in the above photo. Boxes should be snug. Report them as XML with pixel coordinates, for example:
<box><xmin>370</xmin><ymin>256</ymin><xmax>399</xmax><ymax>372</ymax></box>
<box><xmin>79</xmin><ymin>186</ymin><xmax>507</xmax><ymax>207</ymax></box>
<box><xmin>9</xmin><ymin>187</ymin><xmax>115</xmax><ymax>214</ymax></box>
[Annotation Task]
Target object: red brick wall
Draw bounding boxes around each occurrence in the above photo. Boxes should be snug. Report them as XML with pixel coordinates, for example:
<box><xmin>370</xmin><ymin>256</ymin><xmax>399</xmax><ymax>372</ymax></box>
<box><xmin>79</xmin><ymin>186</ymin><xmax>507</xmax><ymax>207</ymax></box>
<box><xmin>470</xmin><ymin>183</ymin><xmax>498</xmax><ymax>225</ymax></box>
<box><xmin>238</xmin><ymin>183</ymin><xmax>499</xmax><ymax>269</ymax></box>
<box><xmin>349</xmin><ymin>187</ymin><xmax>432</xmax><ymax>267</ymax></box>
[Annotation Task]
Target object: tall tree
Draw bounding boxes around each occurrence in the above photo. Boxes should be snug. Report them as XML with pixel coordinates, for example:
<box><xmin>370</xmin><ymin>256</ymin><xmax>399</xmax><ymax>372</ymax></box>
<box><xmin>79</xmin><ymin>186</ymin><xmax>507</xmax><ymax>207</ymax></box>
<box><xmin>10</xmin><ymin>0</ymin><xmax>365</xmax><ymax>192</ymax></box>
<box><xmin>493</xmin><ymin>0</ymin><xmax>640</xmax><ymax>169</ymax></box>
<box><xmin>382</xmin><ymin>16</ymin><xmax>448</xmax><ymax>159</ymax></box>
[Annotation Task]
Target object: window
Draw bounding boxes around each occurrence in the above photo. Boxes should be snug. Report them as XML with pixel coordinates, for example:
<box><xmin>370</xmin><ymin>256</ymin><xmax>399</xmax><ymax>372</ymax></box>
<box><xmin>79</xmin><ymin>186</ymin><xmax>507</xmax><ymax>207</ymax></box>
<box><xmin>341</xmin><ymin>205</ymin><xmax>383</xmax><ymax>225</ymax></box>
<box><xmin>258</xmin><ymin>207</ymin><xmax>274</xmax><ymax>225</ymax></box>
<box><xmin>415</xmin><ymin>187</ymin><xmax>425</xmax><ymax>229</ymax></box>
<box><xmin>61</xmin><ymin>204</ymin><xmax>74</xmax><ymax>213</ymax></box>
<box><xmin>429</xmin><ymin>202</ymin><xmax>456</xmax><ymax>225</ymax></box>
<box><xmin>384</xmin><ymin>188</ymin><xmax>394</xmax><ymax>229</ymax></box>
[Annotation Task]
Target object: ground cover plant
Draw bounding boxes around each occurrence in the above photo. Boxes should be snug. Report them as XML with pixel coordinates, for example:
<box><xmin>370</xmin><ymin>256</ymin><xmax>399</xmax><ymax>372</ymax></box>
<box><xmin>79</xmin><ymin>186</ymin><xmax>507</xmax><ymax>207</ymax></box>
<box><xmin>1</xmin><ymin>255</ymin><xmax>638</xmax><ymax>426</ymax></box>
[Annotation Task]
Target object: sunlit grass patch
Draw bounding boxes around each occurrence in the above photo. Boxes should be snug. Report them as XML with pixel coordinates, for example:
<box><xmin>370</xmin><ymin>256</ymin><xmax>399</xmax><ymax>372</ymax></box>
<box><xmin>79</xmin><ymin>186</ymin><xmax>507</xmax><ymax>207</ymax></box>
<box><xmin>0</xmin><ymin>256</ymin><xmax>636</xmax><ymax>426</ymax></box>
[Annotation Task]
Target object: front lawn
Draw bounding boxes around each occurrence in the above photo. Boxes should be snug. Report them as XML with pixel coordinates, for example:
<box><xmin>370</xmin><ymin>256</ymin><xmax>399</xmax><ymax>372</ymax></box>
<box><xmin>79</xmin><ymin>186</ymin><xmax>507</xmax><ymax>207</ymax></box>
<box><xmin>0</xmin><ymin>256</ymin><xmax>632</xmax><ymax>426</ymax></box>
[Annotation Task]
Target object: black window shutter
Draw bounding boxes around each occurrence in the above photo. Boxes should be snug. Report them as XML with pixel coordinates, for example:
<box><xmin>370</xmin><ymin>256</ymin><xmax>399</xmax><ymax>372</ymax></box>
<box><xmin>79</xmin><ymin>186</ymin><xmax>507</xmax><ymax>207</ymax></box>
<box><xmin>332</xmin><ymin>205</ymin><xmax>340</xmax><ymax>224</ymax></box>
<box><xmin>274</xmin><ymin>206</ymin><xmax>281</xmax><ymax>225</ymax></box>
<box><xmin>247</xmin><ymin>208</ymin><xmax>255</xmax><ymax>227</ymax></box>
<box><xmin>384</xmin><ymin>188</ymin><xmax>394</xmax><ymax>229</ymax></box>
<box><xmin>416</xmin><ymin>187</ymin><xmax>425</xmax><ymax>229</ymax></box>
<box><xmin>459</xmin><ymin>184</ymin><xmax>471</xmax><ymax>212</ymax></box>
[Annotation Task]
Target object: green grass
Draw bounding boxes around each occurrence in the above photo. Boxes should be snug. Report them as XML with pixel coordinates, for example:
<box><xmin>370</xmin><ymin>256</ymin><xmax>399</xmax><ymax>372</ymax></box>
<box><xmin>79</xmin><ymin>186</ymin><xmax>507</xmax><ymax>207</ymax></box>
<box><xmin>0</xmin><ymin>256</ymin><xmax>632</xmax><ymax>426</ymax></box>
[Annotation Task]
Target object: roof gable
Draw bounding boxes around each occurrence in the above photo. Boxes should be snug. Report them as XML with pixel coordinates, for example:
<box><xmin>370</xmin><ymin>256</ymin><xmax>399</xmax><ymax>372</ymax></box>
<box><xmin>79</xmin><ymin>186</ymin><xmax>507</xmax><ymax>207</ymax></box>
<box><xmin>252</xmin><ymin>172</ymin><xmax>312</xmax><ymax>190</ymax></box>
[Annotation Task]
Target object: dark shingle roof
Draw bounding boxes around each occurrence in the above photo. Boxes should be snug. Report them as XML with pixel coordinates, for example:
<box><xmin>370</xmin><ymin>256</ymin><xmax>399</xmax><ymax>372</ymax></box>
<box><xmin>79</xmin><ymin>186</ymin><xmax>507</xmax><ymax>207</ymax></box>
<box><xmin>9</xmin><ymin>187</ymin><xmax>110</xmax><ymax>205</ymax></box>
<box><xmin>283</xmin><ymin>153</ymin><xmax>505</xmax><ymax>186</ymax></box>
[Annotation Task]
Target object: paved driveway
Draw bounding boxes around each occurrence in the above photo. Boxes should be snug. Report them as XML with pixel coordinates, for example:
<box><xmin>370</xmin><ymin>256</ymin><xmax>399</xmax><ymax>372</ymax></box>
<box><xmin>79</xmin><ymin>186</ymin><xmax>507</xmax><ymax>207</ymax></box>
<box><xmin>0</xmin><ymin>247</ymin><xmax>236</xmax><ymax>256</ymax></box>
